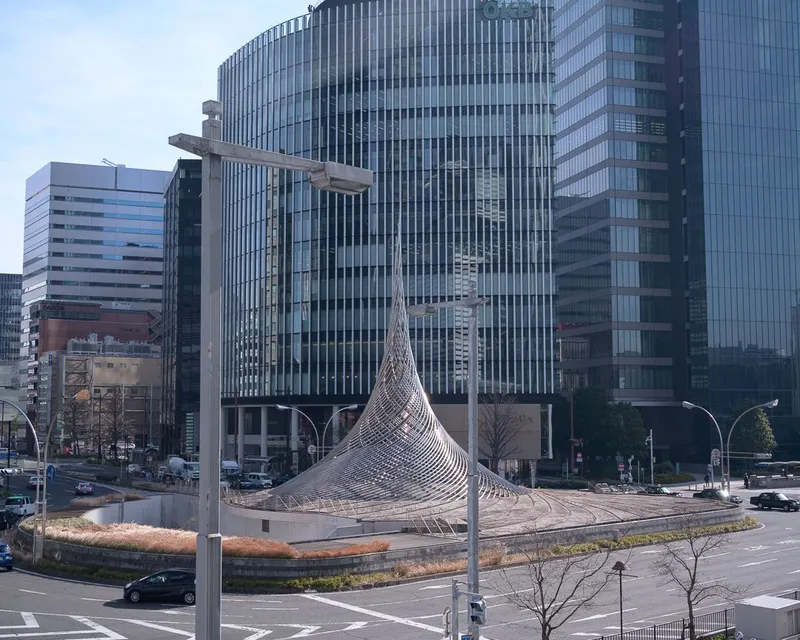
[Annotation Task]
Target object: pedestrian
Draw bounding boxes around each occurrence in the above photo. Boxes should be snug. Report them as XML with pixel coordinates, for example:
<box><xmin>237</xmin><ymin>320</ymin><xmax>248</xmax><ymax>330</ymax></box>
<box><xmin>744</xmin><ymin>472</ymin><xmax>749</xmax><ymax>489</ymax></box>
<box><xmin>704</xmin><ymin>473</ymin><xmax>710</xmax><ymax>487</ymax></box>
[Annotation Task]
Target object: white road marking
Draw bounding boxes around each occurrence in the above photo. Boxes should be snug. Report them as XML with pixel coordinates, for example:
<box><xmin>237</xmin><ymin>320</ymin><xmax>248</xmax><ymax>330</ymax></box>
<box><xmin>80</xmin><ymin>598</ymin><xmax>107</xmax><ymax>603</ymax></box>
<box><xmin>0</xmin><ymin>616</ymin><xmax>125</xmax><ymax>639</ymax></box>
<box><xmin>252</xmin><ymin>607</ymin><xmax>299</xmax><ymax>611</ymax></box>
<box><xmin>125</xmin><ymin>619</ymin><xmax>194</xmax><ymax>637</ymax></box>
<box><xmin>18</xmin><ymin>590</ymin><xmax>46</xmax><ymax>596</ymax></box>
<box><xmin>571</xmin><ymin>608</ymin><xmax>637</xmax><ymax>623</ymax></box>
<box><xmin>301</xmin><ymin>593</ymin><xmax>462</xmax><ymax>636</ymax></box>
<box><xmin>162</xmin><ymin>611</ymin><xmax>194</xmax><ymax>616</ymax></box>
<box><xmin>789</xmin><ymin>569</ymin><xmax>800</xmax><ymax>574</ymax></box>
<box><xmin>72</xmin><ymin>616</ymin><xmax>126</xmax><ymax>640</ymax></box>
<box><xmin>738</xmin><ymin>558</ymin><xmax>779</xmax><ymax>568</ymax></box>
<box><xmin>286</xmin><ymin>626</ymin><xmax>321</xmax><ymax>638</ymax></box>
<box><xmin>223</xmin><ymin>624</ymin><xmax>272</xmax><ymax>640</ymax></box>
<box><xmin>419</xmin><ymin>585</ymin><xmax>450</xmax><ymax>591</ymax></box>
<box><xmin>0</xmin><ymin>612</ymin><xmax>39</xmax><ymax>630</ymax></box>
<box><xmin>343</xmin><ymin>622</ymin><xmax>369</xmax><ymax>631</ymax></box>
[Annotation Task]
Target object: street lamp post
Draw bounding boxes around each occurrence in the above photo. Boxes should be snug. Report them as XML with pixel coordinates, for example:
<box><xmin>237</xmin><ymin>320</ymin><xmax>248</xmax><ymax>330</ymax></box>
<box><xmin>611</xmin><ymin>561</ymin><xmax>636</xmax><ymax>635</ymax></box>
<box><xmin>320</xmin><ymin>404</ymin><xmax>358</xmax><ymax>458</ymax></box>
<box><xmin>169</xmin><ymin>99</ymin><xmax>372</xmax><ymax>640</ymax></box>
<box><xmin>0</xmin><ymin>400</ymin><xmax>42</xmax><ymax>563</ymax></box>
<box><xmin>726</xmin><ymin>399</ymin><xmax>778</xmax><ymax>489</ymax></box>
<box><xmin>275</xmin><ymin>405</ymin><xmax>319</xmax><ymax>465</ymax></box>
<box><xmin>409</xmin><ymin>286</ymin><xmax>489</xmax><ymax>640</ymax></box>
<box><xmin>682</xmin><ymin>401</ymin><xmax>725</xmax><ymax>488</ymax></box>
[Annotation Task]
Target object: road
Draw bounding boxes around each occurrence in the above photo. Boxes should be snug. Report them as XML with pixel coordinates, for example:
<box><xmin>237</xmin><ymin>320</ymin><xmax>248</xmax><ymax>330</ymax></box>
<box><xmin>4</xmin><ymin>471</ymin><xmax>119</xmax><ymax>510</ymax></box>
<box><xmin>2</xmin><ymin>487</ymin><xmax>800</xmax><ymax>639</ymax></box>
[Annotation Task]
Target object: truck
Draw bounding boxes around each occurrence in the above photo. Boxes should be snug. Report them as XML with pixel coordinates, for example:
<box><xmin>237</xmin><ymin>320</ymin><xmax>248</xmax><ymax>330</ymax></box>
<box><xmin>749</xmin><ymin>492</ymin><xmax>800</xmax><ymax>511</ymax></box>
<box><xmin>163</xmin><ymin>456</ymin><xmax>200</xmax><ymax>482</ymax></box>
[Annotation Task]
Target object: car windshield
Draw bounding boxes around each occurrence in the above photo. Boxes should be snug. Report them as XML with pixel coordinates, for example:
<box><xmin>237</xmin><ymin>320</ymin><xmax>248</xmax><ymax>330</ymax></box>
<box><xmin>776</xmin><ymin>493</ymin><xmax>790</xmax><ymax>501</ymax></box>
<box><xmin>0</xmin><ymin>543</ymin><xmax>7</xmax><ymax>553</ymax></box>
<box><xmin>5</xmin><ymin>498</ymin><xmax>21</xmax><ymax>506</ymax></box>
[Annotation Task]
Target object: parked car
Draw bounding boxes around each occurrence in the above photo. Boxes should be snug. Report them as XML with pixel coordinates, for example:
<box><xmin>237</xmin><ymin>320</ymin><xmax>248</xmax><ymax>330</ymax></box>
<box><xmin>692</xmin><ymin>488</ymin><xmax>743</xmax><ymax>504</ymax></box>
<box><xmin>27</xmin><ymin>476</ymin><xmax>42</xmax><ymax>490</ymax></box>
<box><xmin>4</xmin><ymin>496</ymin><xmax>34</xmax><ymax>517</ymax></box>
<box><xmin>123</xmin><ymin>570</ymin><xmax>196</xmax><ymax>604</ymax></box>
<box><xmin>272</xmin><ymin>474</ymin><xmax>295</xmax><ymax>487</ymax></box>
<box><xmin>74</xmin><ymin>483</ymin><xmax>94</xmax><ymax>496</ymax></box>
<box><xmin>749</xmin><ymin>492</ymin><xmax>800</xmax><ymax>511</ymax></box>
<box><xmin>639</xmin><ymin>485</ymin><xmax>683</xmax><ymax>497</ymax></box>
<box><xmin>245</xmin><ymin>473</ymin><xmax>273</xmax><ymax>489</ymax></box>
<box><xmin>0</xmin><ymin>542</ymin><xmax>12</xmax><ymax>571</ymax></box>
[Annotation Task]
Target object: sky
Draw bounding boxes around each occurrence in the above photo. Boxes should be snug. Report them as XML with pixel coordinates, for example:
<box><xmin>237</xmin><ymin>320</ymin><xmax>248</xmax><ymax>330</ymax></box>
<box><xmin>0</xmin><ymin>0</ymin><xmax>313</xmax><ymax>274</ymax></box>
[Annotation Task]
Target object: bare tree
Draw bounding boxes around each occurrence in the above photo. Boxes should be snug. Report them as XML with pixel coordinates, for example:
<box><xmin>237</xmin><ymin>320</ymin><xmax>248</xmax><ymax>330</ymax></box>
<box><xmin>101</xmin><ymin>386</ymin><xmax>131</xmax><ymax>462</ymax></box>
<box><xmin>61</xmin><ymin>392</ymin><xmax>90</xmax><ymax>456</ymax></box>
<box><xmin>493</xmin><ymin>532</ymin><xmax>622</xmax><ymax>640</ymax></box>
<box><xmin>479</xmin><ymin>393</ymin><xmax>525</xmax><ymax>474</ymax></box>
<box><xmin>653</xmin><ymin>517</ymin><xmax>746</xmax><ymax>640</ymax></box>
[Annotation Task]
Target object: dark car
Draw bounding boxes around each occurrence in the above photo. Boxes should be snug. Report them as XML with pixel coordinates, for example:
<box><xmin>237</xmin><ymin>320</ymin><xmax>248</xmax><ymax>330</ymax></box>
<box><xmin>639</xmin><ymin>485</ymin><xmax>682</xmax><ymax>497</ymax></box>
<box><xmin>749</xmin><ymin>492</ymin><xmax>800</xmax><ymax>511</ymax></box>
<box><xmin>272</xmin><ymin>474</ymin><xmax>295</xmax><ymax>487</ymax></box>
<box><xmin>0</xmin><ymin>542</ymin><xmax>13</xmax><ymax>571</ymax></box>
<box><xmin>123</xmin><ymin>570</ymin><xmax>196</xmax><ymax>604</ymax></box>
<box><xmin>692</xmin><ymin>488</ymin><xmax>743</xmax><ymax>504</ymax></box>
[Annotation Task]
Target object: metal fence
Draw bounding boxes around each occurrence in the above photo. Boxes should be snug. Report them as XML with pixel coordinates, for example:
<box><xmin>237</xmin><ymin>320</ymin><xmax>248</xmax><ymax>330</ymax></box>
<box><xmin>590</xmin><ymin>607</ymin><xmax>734</xmax><ymax>640</ymax></box>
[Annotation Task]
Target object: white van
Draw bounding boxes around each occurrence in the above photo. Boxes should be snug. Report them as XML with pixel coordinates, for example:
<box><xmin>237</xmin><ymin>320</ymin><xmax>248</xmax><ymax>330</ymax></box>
<box><xmin>246</xmin><ymin>473</ymin><xmax>273</xmax><ymax>489</ymax></box>
<box><xmin>4</xmin><ymin>496</ymin><xmax>34</xmax><ymax>517</ymax></box>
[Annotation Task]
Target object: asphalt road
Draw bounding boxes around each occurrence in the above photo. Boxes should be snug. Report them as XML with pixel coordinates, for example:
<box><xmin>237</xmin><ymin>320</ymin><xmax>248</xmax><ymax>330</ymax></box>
<box><xmin>3</xmin><ymin>471</ymin><xmax>118</xmax><ymax>510</ymax></box>
<box><xmin>2</xmin><ymin>486</ymin><xmax>800</xmax><ymax>639</ymax></box>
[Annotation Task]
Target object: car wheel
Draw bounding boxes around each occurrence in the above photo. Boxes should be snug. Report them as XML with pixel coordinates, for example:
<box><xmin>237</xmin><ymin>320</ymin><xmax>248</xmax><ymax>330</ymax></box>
<box><xmin>128</xmin><ymin>590</ymin><xmax>141</xmax><ymax>603</ymax></box>
<box><xmin>785</xmin><ymin>505</ymin><xmax>791</xmax><ymax>512</ymax></box>
<box><xmin>758</xmin><ymin>503</ymin><xmax>764</xmax><ymax>509</ymax></box>
<box><xmin>183</xmin><ymin>591</ymin><xmax>196</xmax><ymax>605</ymax></box>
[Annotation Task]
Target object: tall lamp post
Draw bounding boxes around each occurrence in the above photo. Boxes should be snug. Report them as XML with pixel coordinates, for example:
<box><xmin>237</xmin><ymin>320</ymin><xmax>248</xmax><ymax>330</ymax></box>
<box><xmin>409</xmin><ymin>286</ymin><xmax>489</xmax><ymax>640</ymax></box>
<box><xmin>275</xmin><ymin>405</ymin><xmax>319</xmax><ymax>465</ymax></box>
<box><xmin>726</xmin><ymin>399</ymin><xmax>778</xmax><ymax>489</ymax></box>
<box><xmin>169</xmin><ymin>99</ymin><xmax>372</xmax><ymax>640</ymax></box>
<box><xmin>611</xmin><ymin>560</ymin><xmax>636</xmax><ymax>635</ymax></box>
<box><xmin>0</xmin><ymin>400</ymin><xmax>42</xmax><ymax>563</ymax></box>
<box><xmin>41</xmin><ymin>388</ymin><xmax>91</xmax><ymax>559</ymax></box>
<box><xmin>320</xmin><ymin>404</ymin><xmax>358</xmax><ymax>458</ymax></box>
<box><xmin>682</xmin><ymin>401</ymin><xmax>725</xmax><ymax>488</ymax></box>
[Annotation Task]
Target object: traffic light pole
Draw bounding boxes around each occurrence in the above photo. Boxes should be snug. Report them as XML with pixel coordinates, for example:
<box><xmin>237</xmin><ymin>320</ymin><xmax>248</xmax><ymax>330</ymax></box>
<box><xmin>448</xmin><ymin>581</ymin><xmax>486</xmax><ymax>640</ymax></box>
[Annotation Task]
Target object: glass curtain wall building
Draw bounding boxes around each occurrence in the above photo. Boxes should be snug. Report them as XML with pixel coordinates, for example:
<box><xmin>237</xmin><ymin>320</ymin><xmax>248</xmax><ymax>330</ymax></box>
<box><xmin>160</xmin><ymin>160</ymin><xmax>202</xmax><ymax>458</ymax></box>
<box><xmin>218</xmin><ymin>0</ymin><xmax>556</xmax><ymax>471</ymax></box>
<box><xmin>674</xmin><ymin>0</ymin><xmax>800</xmax><ymax>450</ymax></box>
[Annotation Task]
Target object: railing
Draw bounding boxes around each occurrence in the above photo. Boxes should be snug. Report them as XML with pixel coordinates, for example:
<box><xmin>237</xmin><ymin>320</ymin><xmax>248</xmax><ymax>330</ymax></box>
<box><xmin>590</xmin><ymin>607</ymin><xmax>733</xmax><ymax>640</ymax></box>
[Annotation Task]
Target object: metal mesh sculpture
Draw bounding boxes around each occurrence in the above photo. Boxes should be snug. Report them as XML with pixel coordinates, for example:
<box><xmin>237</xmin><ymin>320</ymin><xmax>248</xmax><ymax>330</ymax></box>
<box><xmin>260</xmin><ymin>236</ymin><xmax>524</xmax><ymax>521</ymax></box>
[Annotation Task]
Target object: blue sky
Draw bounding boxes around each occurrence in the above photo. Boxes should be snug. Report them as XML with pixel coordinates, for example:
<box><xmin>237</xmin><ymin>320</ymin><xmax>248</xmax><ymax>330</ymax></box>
<box><xmin>0</xmin><ymin>0</ymin><xmax>312</xmax><ymax>274</ymax></box>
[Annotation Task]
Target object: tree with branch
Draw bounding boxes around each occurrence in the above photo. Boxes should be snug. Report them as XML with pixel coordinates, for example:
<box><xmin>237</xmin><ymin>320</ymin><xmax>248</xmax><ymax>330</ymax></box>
<box><xmin>653</xmin><ymin>517</ymin><xmax>745</xmax><ymax>640</ymax></box>
<box><xmin>479</xmin><ymin>393</ymin><xmax>525</xmax><ymax>474</ymax></box>
<box><xmin>493</xmin><ymin>532</ymin><xmax>622</xmax><ymax>640</ymax></box>
<box><xmin>61</xmin><ymin>391</ymin><xmax>90</xmax><ymax>456</ymax></box>
<box><xmin>101</xmin><ymin>386</ymin><xmax>132</xmax><ymax>462</ymax></box>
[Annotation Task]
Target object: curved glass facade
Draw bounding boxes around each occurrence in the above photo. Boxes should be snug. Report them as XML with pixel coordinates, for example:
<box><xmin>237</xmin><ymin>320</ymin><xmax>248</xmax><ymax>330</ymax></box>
<box><xmin>218</xmin><ymin>0</ymin><xmax>556</xmax><ymax>406</ymax></box>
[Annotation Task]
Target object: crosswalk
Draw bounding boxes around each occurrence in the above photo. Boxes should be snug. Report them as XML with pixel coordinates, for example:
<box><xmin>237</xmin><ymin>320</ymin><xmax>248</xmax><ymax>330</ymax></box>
<box><xmin>0</xmin><ymin>611</ymin><xmax>376</xmax><ymax>640</ymax></box>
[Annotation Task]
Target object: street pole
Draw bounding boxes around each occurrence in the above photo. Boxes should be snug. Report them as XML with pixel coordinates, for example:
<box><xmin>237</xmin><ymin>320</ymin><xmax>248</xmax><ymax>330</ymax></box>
<box><xmin>276</xmin><ymin>405</ymin><xmax>319</xmax><ymax>465</ymax></box>
<box><xmin>196</xmin><ymin>100</ymin><xmax>224</xmax><ymax>640</ymax></box>
<box><xmin>649</xmin><ymin>429</ymin><xmax>654</xmax><ymax>485</ymax></box>
<box><xmin>618</xmin><ymin>569</ymin><xmax>623</xmax><ymax>635</ymax></box>
<box><xmin>726</xmin><ymin>400</ymin><xmax>778</xmax><ymax>492</ymax></box>
<box><xmin>682</xmin><ymin>402</ymin><xmax>725</xmax><ymax>490</ymax></box>
<box><xmin>569</xmin><ymin>390</ymin><xmax>574</xmax><ymax>480</ymax></box>
<box><xmin>320</xmin><ymin>405</ymin><xmax>358</xmax><ymax>459</ymax></box>
<box><xmin>467</xmin><ymin>290</ymin><xmax>480</xmax><ymax>640</ymax></box>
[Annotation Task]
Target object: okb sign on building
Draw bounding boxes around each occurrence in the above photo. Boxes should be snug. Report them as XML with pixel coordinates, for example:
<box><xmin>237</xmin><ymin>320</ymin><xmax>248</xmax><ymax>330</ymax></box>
<box><xmin>483</xmin><ymin>1</ymin><xmax>538</xmax><ymax>19</ymax></box>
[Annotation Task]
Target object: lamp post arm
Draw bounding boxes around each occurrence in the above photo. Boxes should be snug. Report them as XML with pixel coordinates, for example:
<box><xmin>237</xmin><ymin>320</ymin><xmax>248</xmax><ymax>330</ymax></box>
<box><xmin>321</xmin><ymin>406</ymin><xmax>355</xmax><ymax>458</ymax></box>
<box><xmin>283</xmin><ymin>407</ymin><xmax>319</xmax><ymax>464</ymax></box>
<box><xmin>726</xmin><ymin>404</ymin><xmax>762</xmax><ymax>489</ymax></box>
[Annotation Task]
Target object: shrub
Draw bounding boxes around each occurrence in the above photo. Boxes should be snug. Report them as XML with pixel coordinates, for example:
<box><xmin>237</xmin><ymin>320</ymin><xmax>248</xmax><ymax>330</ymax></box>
<box><xmin>654</xmin><ymin>461</ymin><xmax>675</xmax><ymax>475</ymax></box>
<box><xmin>71</xmin><ymin>493</ymin><xmax>145</xmax><ymax>508</ymax></box>
<box><xmin>654</xmin><ymin>472</ymin><xmax>695</xmax><ymax>484</ymax></box>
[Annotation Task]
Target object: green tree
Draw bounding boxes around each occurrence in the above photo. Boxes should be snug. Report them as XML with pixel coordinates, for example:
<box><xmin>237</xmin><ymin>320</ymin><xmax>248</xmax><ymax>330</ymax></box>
<box><xmin>730</xmin><ymin>400</ymin><xmax>777</xmax><ymax>455</ymax></box>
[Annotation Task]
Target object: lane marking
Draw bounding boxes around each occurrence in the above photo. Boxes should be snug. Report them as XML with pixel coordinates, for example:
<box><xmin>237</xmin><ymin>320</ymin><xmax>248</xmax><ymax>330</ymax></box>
<box><xmin>343</xmin><ymin>622</ymin><xmax>369</xmax><ymax>631</ymax></box>
<box><xmin>301</xmin><ymin>593</ymin><xmax>466</xmax><ymax>636</ymax></box>
<box><xmin>253</xmin><ymin>608</ymin><xmax>299</xmax><ymax>611</ymax></box>
<box><xmin>80</xmin><ymin>598</ymin><xmax>107</xmax><ymax>603</ymax></box>
<box><xmin>571</xmin><ymin>608</ymin><xmax>637</xmax><ymax>624</ymax></box>
<box><xmin>223</xmin><ymin>624</ymin><xmax>272</xmax><ymax>640</ymax></box>
<box><xmin>738</xmin><ymin>558</ymin><xmax>779</xmax><ymax>568</ymax></box>
<box><xmin>125</xmin><ymin>619</ymin><xmax>194</xmax><ymax>637</ymax></box>
<box><xmin>285</xmin><ymin>626</ymin><xmax>321</xmax><ymax>638</ymax></box>
<box><xmin>419</xmin><ymin>585</ymin><xmax>450</xmax><ymax>591</ymax></box>
<box><xmin>0</xmin><ymin>612</ymin><xmax>39</xmax><ymax>630</ymax></box>
<box><xmin>72</xmin><ymin>616</ymin><xmax>125</xmax><ymax>640</ymax></box>
<box><xmin>18</xmin><ymin>590</ymin><xmax>46</xmax><ymax>596</ymax></box>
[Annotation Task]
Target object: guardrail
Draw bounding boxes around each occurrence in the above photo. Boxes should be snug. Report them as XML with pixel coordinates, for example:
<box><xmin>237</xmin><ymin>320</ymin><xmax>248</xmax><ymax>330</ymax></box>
<box><xmin>589</xmin><ymin>607</ymin><xmax>733</xmax><ymax>640</ymax></box>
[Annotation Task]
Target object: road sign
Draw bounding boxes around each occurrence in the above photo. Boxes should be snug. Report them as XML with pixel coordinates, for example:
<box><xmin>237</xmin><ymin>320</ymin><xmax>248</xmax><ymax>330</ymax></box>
<box><xmin>307</xmin><ymin>445</ymin><xmax>317</xmax><ymax>455</ymax></box>
<box><xmin>712</xmin><ymin>458</ymin><xmax>720</xmax><ymax>466</ymax></box>
<box><xmin>576</xmin><ymin>453</ymin><xmax>583</xmax><ymax>463</ymax></box>
<box><xmin>618</xmin><ymin>463</ymin><xmax>625</xmax><ymax>471</ymax></box>
<box><xmin>754</xmin><ymin>453</ymin><xmax>773</xmax><ymax>460</ymax></box>
<box><xmin>46</xmin><ymin>464</ymin><xmax>56</xmax><ymax>481</ymax></box>
<box><xmin>711</xmin><ymin>448</ymin><xmax>721</xmax><ymax>461</ymax></box>
<box><xmin>707</xmin><ymin>463</ymin><xmax>713</xmax><ymax>473</ymax></box>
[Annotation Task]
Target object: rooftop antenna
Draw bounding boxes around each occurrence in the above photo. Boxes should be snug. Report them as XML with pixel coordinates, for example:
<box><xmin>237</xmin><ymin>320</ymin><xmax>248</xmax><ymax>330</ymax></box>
<box><xmin>101</xmin><ymin>158</ymin><xmax>118</xmax><ymax>167</ymax></box>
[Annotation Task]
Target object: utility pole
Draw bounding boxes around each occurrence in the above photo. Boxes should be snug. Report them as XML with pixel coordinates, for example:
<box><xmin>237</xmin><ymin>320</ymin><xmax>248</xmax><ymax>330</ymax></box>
<box><xmin>645</xmin><ymin>429</ymin><xmax>654</xmax><ymax>485</ymax></box>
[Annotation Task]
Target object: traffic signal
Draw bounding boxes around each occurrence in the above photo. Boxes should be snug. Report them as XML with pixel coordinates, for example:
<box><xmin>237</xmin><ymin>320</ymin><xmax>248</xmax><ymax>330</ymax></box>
<box><xmin>469</xmin><ymin>597</ymin><xmax>486</xmax><ymax>626</ymax></box>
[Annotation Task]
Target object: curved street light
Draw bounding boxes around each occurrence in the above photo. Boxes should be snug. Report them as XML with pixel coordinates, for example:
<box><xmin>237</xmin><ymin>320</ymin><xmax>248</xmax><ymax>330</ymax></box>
<box><xmin>320</xmin><ymin>405</ymin><xmax>358</xmax><ymax>459</ymax></box>
<box><xmin>275</xmin><ymin>405</ymin><xmax>319</xmax><ymax>465</ymax></box>
<box><xmin>726</xmin><ymin>399</ymin><xmax>778</xmax><ymax>491</ymax></box>
<box><xmin>682</xmin><ymin>401</ymin><xmax>725</xmax><ymax>488</ymax></box>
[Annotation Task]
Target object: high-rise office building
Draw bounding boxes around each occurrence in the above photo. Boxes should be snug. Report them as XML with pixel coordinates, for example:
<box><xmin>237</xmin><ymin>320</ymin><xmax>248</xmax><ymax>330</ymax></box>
<box><xmin>0</xmin><ymin>273</ymin><xmax>24</xmax><ymax>438</ymax></box>
<box><xmin>555</xmin><ymin>0</ymin><xmax>800</xmax><ymax>456</ymax></box>
<box><xmin>21</xmin><ymin>162</ymin><xmax>169</xmax><ymax>427</ymax></box>
<box><xmin>160</xmin><ymin>159</ymin><xmax>202</xmax><ymax>457</ymax></box>
<box><xmin>217</xmin><ymin>0</ymin><xmax>557</xmax><ymax>471</ymax></box>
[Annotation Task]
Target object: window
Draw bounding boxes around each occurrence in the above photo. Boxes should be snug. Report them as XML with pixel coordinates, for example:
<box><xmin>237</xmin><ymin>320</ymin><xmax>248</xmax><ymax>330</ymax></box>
<box><xmin>119</xmin><ymin>363</ymin><xmax>127</xmax><ymax>369</ymax></box>
<box><xmin>106</xmin><ymin>363</ymin><xmax>114</xmax><ymax>368</ymax></box>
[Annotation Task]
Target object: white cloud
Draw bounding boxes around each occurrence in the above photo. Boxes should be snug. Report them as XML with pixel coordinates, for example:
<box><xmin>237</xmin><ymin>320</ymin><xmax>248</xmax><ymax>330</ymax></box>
<box><xmin>0</xmin><ymin>0</ymin><xmax>311</xmax><ymax>273</ymax></box>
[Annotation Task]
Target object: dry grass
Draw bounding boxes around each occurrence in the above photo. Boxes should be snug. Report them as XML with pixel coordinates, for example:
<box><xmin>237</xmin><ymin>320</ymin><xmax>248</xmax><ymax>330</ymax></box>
<box><xmin>395</xmin><ymin>546</ymin><xmax>507</xmax><ymax>578</ymax></box>
<box><xmin>39</xmin><ymin>520</ymin><xmax>390</xmax><ymax>559</ymax></box>
<box><xmin>71</xmin><ymin>493</ymin><xmax>145</xmax><ymax>509</ymax></box>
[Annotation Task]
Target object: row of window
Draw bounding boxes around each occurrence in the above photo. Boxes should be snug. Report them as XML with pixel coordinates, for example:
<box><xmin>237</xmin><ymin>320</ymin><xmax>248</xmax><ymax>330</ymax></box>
<box><xmin>558</xmin><ymin>139</ymin><xmax>667</xmax><ymax>183</ymax></box>
<box><xmin>557</xmin><ymin>111</ymin><xmax>666</xmax><ymax>160</ymax></box>
<box><xmin>557</xmin><ymin>32</ymin><xmax>665</xmax><ymax>83</ymax></box>
<box><xmin>558</xmin><ymin>85</ymin><xmax>665</xmax><ymax>131</ymax></box>
<box><xmin>556</xmin><ymin>165</ymin><xmax>668</xmax><ymax>198</ymax></box>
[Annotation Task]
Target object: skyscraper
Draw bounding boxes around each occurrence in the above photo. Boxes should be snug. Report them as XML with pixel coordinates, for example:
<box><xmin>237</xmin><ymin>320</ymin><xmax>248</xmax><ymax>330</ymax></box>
<box><xmin>160</xmin><ymin>159</ymin><xmax>202</xmax><ymax>457</ymax></box>
<box><xmin>217</xmin><ymin>0</ymin><xmax>557</xmax><ymax>472</ymax></box>
<box><xmin>555</xmin><ymin>0</ymin><xmax>800</xmax><ymax>456</ymax></box>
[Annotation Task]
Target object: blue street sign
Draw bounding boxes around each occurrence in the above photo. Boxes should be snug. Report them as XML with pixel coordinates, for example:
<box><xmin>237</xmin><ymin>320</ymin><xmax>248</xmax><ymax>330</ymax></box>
<box><xmin>46</xmin><ymin>464</ymin><xmax>56</xmax><ymax>481</ymax></box>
